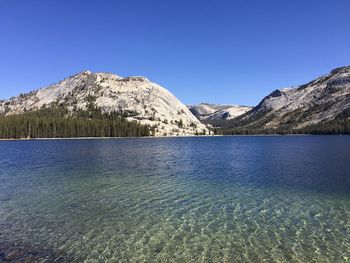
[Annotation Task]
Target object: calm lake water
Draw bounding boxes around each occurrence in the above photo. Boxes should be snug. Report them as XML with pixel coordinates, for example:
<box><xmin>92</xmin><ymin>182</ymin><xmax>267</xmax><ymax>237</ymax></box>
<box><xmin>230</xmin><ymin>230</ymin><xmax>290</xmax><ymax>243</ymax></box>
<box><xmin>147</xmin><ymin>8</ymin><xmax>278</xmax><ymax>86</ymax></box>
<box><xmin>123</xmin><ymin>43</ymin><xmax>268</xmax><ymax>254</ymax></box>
<box><xmin>1</xmin><ymin>136</ymin><xmax>350</xmax><ymax>262</ymax></box>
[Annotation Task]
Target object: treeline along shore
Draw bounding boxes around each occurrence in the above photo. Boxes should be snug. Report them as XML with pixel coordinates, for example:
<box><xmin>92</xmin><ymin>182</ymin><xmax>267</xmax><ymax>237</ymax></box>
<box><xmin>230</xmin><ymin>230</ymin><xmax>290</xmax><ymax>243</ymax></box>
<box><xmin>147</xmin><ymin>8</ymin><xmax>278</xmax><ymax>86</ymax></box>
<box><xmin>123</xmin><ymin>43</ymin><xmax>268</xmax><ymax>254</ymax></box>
<box><xmin>0</xmin><ymin>106</ymin><xmax>150</xmax><ymax>139</ymax></box>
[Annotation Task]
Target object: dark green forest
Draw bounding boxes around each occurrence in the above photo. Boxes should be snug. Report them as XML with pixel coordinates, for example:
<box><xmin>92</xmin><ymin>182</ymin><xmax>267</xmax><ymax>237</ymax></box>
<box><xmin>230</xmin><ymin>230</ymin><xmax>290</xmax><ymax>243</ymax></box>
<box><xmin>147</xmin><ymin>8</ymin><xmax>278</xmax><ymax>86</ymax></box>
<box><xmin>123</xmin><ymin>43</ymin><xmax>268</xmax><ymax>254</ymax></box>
<box><xmin>208</xmin><ymin>108</ymin><xmax>350</xmax><ymax>135</ymax></box>
<box><xmin>210</xmin><ymin>118</ymin><xmax>350</xmax><ymax>135</ymax></box>
<box><xmin>0</xmin><ymin>107</ymin><xmax>150</xmax><ymax>139</ymax></box>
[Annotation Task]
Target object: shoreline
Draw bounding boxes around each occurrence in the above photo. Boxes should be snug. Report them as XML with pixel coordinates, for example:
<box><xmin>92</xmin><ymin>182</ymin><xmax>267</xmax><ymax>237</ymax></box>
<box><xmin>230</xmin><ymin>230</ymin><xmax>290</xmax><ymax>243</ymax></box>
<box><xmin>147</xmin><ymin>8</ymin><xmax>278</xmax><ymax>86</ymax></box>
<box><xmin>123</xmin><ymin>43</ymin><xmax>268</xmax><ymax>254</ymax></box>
<box><xmin>0</xmin><ymin>134</ymin><xmax>346</xmax><ymax>141</ymax></box>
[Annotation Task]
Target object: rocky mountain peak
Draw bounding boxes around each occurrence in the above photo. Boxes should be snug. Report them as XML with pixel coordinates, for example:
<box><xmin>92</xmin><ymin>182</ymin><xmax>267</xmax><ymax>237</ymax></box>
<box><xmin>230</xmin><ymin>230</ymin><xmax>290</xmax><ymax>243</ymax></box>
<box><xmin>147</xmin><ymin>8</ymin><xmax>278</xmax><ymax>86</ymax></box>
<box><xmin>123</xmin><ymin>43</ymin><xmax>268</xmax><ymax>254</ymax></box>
<box><xmin>0</xmin><ymin>71</ymin><xmax>209</xmax><ymax>136</ymax></box>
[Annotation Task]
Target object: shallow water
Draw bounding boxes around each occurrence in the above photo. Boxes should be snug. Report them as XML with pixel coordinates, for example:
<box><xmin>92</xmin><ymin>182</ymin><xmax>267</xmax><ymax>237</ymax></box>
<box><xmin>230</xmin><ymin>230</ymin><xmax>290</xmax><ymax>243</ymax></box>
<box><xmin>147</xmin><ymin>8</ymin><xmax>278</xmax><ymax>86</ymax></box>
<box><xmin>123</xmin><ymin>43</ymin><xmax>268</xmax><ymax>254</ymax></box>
<box><xmin>1</xmin><ymin>136</ymin><xmax>350</xmax><ymax>262</ymax></box>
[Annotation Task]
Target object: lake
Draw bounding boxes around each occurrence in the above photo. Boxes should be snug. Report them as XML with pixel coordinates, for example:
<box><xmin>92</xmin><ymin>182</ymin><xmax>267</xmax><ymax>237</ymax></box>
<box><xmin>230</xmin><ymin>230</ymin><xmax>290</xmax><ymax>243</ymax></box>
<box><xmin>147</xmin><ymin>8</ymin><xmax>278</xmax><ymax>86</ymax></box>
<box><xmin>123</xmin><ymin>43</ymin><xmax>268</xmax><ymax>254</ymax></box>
<box><xmin>1</xmin><ymin>136</ymin><xmax>350</xmax><ymax>262</ymax></box>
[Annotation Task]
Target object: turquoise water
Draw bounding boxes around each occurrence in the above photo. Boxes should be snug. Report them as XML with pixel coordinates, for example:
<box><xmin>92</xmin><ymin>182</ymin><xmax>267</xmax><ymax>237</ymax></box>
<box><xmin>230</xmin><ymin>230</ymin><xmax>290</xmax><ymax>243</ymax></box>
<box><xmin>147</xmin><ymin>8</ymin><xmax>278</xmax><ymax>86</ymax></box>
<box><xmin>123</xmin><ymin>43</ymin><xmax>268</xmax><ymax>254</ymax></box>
<box><xmin>1</xmin><ymin>136</ymin><xmax>350</xmax><ymax>262</ymax></box>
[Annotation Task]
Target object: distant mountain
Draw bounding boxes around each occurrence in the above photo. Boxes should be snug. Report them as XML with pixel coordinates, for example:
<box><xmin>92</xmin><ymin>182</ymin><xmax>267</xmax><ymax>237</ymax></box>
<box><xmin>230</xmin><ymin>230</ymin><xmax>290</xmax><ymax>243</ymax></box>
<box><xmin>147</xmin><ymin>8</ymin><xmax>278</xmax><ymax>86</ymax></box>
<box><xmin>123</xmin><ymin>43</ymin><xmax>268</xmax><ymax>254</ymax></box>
<box><xmin>188</xmin><ymin>103</ymin><xmax>252</xmax><ymax>121</ymax></box>
<box><xmin>216</xmin><ymin>66</ymin><xmax>350</xmax><ymax>134</ymax></box>
<box><xmin>0</xmin><ymin>71</ymin><xmax>208</xmax><ymax>136</ymax></box>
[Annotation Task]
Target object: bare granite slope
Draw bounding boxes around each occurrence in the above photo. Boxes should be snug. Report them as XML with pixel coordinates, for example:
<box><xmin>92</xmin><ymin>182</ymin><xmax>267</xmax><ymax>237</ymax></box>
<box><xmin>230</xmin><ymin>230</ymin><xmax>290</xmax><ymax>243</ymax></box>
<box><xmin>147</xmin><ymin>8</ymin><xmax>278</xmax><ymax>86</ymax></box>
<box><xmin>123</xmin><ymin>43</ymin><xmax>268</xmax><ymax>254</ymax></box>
<box><xmin>0</xmin><ymin>71</ymin><xmax>209</xmax><ymax>136</ymax></box>
<box><xmin>233</xmin><ymin>66</ymin><xmax>350</xmax><ymax>130</ymax></box>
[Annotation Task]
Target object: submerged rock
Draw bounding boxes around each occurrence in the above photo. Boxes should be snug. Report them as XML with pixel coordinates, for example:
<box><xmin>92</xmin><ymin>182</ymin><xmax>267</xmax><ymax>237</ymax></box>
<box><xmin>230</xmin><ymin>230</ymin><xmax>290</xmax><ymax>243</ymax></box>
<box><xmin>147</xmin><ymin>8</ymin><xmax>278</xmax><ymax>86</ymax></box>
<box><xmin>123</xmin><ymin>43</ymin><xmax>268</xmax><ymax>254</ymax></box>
<box><xmin>0</xmin><ymin>241</ymin><xmax>67</xmax><ymax>262</ymax></box>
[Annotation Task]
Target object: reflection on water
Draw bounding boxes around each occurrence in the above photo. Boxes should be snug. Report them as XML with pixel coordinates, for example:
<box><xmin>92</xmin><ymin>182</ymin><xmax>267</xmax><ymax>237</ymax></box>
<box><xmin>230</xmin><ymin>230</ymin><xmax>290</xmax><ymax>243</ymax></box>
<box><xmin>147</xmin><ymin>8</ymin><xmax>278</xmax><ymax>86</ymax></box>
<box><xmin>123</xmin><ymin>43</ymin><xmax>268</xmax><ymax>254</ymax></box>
<box><xmin>0</xmin><ymin>136</ymin><xmax>350</xmax><ymax>262</ymax></box>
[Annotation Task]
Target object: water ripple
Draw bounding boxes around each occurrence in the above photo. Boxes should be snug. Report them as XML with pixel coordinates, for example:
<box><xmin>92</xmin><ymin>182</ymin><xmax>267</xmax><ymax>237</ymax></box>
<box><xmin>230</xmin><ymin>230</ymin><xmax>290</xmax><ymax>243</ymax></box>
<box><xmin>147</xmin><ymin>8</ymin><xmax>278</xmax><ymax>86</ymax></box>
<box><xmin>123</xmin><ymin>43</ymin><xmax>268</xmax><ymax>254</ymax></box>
<box><xmin>1</xmin><ymin>136</ymin><xmax>350</xmax><ymax>262</ymax></box>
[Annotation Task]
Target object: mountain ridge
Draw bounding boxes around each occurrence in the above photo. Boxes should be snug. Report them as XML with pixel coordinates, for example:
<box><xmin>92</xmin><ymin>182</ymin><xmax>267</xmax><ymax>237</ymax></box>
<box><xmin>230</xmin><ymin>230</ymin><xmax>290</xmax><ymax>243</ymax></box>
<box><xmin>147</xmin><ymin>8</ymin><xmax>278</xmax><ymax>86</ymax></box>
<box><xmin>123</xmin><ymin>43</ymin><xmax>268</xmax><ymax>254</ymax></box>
<box><xmin>211</xmin><ymin>65</ymin><xmax>350</xmax><ymax>134</ymax></box>
<box><xmin>188</xmin><ymin>103</ymin><xmax>252</xmax><ymax>121</ymax></box>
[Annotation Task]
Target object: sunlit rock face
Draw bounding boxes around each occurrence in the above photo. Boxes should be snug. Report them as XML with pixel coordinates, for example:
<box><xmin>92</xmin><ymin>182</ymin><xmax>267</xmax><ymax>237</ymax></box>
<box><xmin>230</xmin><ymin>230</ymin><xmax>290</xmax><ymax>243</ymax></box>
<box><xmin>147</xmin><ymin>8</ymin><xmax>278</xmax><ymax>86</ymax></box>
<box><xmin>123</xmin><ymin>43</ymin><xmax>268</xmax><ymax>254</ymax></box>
<box><xmin>0</xmin><ymin>71</ymin><xmax>209</xmax><ymax>136</ymax></box>
<box><xmin>234</xmin><ymin>66</ymin><xmax>350</xmax><ymax>130</ymax></box>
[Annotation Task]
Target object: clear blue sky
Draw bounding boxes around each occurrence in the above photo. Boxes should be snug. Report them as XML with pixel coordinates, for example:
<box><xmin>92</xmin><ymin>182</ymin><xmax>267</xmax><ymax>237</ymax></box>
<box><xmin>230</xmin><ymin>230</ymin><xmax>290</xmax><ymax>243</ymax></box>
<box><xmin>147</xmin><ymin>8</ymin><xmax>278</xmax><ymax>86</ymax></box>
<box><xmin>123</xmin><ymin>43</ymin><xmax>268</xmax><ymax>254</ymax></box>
<box><xmin>1</xmin><ymin>0</ymin><xmax>349</xmax><ymax>106</ymax></box>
